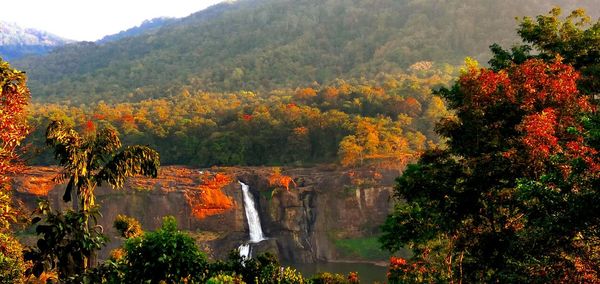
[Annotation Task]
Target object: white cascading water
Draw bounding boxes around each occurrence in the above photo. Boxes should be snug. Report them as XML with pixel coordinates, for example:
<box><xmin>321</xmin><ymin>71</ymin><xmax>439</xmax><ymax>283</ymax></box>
<box><xmin>238</xmin><ymin>243</ymin><xmax>250</xmax><ymax>260</ymax></box>
<box><xmin>238</xmin><ymin>181</ymin><xmax>265</xmax><ymax>259</ymax></box>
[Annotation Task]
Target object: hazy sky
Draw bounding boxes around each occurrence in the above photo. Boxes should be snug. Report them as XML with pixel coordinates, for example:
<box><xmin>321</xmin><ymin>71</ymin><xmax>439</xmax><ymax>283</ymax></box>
<box><xmin>3</xmin><ymin>0</ymin><xmax>224</xmax><ymax>41</ymax></box>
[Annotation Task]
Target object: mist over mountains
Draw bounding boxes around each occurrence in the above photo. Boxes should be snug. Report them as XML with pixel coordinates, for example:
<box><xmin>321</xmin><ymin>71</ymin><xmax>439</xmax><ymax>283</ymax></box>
<box><xmin>0</xmin><ymin>21</ymin><xmax>72</xmax><ymax>61</ymax></box>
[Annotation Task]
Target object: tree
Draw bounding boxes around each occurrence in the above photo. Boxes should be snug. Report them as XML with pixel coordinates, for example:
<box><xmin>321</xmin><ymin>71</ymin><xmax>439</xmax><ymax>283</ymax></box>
<box><xmin>381</xmin><ymin>8</ymin><xmax>599</xmax><ymax>280</ymax></box>
<box><xmin>383</xmin><ymin>57</ymin><xmax>598</xmax><ymax>282</ymax></box>
<box><xmin>24</xmin><ymin>201</ymin><xmax>107</xmax><ymax>279</ymax></box>
<box><xmin>0</xmin><ymin>58</ymin><xmax>29</xmax><ymax>284</ymax></box>
<box><xmin>46</xmin><ymin>120</ymin><xmax>160</xmax><ymax>212</ymax></box>
<box><xmin>0</xmin><ymin>58</ymin><xmax>29</xmax><ymax>230</ymax></box>
<box><xmin>121</xmin><ymin>216</ymin><xmax>209</xmax><ymax>283</ymax></box>
<box><xmin>44</xmin><ymin>120</ymin><xmax>160</xmax><ymax>271</ymax></box>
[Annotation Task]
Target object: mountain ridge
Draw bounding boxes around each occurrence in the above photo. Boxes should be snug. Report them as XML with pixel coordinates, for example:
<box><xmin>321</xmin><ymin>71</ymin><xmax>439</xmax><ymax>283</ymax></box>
<box><xmin>14</xmin><ymin>0</ymin><xmax>599</xmax><ymax>104</ymax></box>
<box><xmin>0</xmin><ymin>21</ymin><xmax>73</xmax><ymax>61</ymax></box>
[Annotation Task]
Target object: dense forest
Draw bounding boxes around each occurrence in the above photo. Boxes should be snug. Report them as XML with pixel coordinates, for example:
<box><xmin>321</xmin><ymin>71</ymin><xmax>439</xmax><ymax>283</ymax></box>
<box><xmin>25</xmin><ymin>64</ymin><xmax>452</xmax><ymax>166</ymax></box>
<box><xmin>14</xmin><ymin>0</ymin><xmax>599</xmax><ymax>104</ymax></box>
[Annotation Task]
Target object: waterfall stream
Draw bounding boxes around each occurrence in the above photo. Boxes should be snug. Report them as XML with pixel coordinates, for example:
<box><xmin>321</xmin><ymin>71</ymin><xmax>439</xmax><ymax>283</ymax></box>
<box><xmin>238</xmin><ymin>181</ymin><xmax>265</xmax><ymax>259</ymax></box>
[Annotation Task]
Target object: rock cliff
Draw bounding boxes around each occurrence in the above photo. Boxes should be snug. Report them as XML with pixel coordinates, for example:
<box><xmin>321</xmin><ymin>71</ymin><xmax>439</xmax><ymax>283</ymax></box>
<box><xmin>13</xmin><ymin>165</ymin><xmax>396</xmax><ymax>263</ymax></box>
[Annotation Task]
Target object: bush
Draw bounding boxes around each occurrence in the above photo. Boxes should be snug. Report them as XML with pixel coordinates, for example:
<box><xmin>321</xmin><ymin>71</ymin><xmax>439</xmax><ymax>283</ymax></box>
<box><xmin>206</xmin><ymin>273</ymin><xmax>246</xmax><ymax>284</ymax></box>
<box><xmin>113</xmin><ymin>214</ymin><xmax>143</xmax><ymax>239</ymax></box>
<box><xmin>276</xmin><ymin>267</ymin><xmax>305</xmax><ymax>284</ymax></box>
<box><xmin>309</xmin><ymin>272</ymin><xmax>348</xmax><ymax>284</ymax></box>
<box><xmin>0</xmin><ymin>233</ymin><xmax>25</xmax><ymax>284</ymax></box>
<box><xmin>122</xmin><ymin>216</ymin><xmax>209</xmax><ymax>283</ymax></box>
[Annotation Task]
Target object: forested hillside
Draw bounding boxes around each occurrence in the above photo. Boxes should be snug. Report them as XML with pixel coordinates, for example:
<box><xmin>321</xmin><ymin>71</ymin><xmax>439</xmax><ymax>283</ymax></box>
<box><xmin>97</xmin><ymin>17</ymin><xmax>177</xmax><ymax>44</ymax></box>
<box><xmin>15</xmin><ymin>0</ymin><xmax>598</xmax><ymax>104</ymax></box>
<box><xmin>25</xmin><ymin>64</ymin><xmax>452</xmax><ymax>166</ymax></box>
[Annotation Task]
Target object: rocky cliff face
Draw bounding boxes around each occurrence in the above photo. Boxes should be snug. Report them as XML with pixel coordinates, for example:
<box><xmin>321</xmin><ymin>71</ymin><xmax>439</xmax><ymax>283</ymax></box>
<box><xmin>13</xmin><ymin>165</ymin><xmax>395</xmax><ymax>263</ymax></box>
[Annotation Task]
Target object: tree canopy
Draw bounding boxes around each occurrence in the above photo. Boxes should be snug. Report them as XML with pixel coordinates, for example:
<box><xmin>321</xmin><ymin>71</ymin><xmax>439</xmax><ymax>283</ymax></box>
<box><xmin>382</xmin><ymin>8</ymin><xmax>599</xmax><ymax>283</ymax></box>
<box><xmin>15</xmin><ymin>0</ymin><xmax>598</xmax><ymax>105</ymax></box>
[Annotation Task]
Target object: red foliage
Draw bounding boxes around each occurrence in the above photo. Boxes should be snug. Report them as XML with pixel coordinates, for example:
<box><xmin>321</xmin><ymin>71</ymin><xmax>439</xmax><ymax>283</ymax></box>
<box><xmin>92</xmin><ymin>113</ymin><xmax>106</xmax><ymax>120</ymax></box>
<box><xmin>521</xmin><ymin>108</ymin><xmax>559</xmax><ymax>159</ymax></box>
<box><xmin>387</xmin><ymin>256</ymin><xmax>431</xmax><ymax>282</ymax></box>
<box><xmin>0</xmin><ymin>62</ymin><xmax>30</xmax><ymax>186</ymax></box>
<box><xmin>83</xmin><ymin>120</ymin><xmax>96</xmax><ymax>133</ymax></box>
<box><xmin>460</xmin><ymin>58</ymin><xmax>598</xmax><ymax>177</ymax></box>
<box><xmin>347</xmin><ymin>272</ymin><xmax>359</xmax><ymax>283</ymax></box>
<box><xmin>242</xmin><ymin>114</ymin><xmax>253</xmax><ymax>121</ymax></box>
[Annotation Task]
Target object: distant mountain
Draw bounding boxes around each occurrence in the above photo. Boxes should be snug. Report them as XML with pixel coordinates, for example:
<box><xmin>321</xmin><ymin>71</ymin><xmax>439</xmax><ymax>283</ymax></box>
<box><xmin>14</xmin><ymin>0</ymin><xmax>599</xmax><ymax>104</ymax></box>
<box><xmin>0</xmin><ymin>21</ymin><xmax>72</xmax><ymax>61</ymax></box>
<box><xmin>97</xmin><ymin>17</ymin><xmax>178</xmax><ymax>44</ymax></box>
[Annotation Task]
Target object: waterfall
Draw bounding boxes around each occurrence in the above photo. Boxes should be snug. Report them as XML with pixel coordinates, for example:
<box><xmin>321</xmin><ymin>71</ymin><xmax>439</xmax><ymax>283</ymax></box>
<box><xmin>238</xmin><ymin>181</ymin><xmax>265</xmax><ymax>259</ymax></box>
<box><xmin>238</xmin><ymin>243</ymin><xmax>250</xmax><ymax>260</ymax></box>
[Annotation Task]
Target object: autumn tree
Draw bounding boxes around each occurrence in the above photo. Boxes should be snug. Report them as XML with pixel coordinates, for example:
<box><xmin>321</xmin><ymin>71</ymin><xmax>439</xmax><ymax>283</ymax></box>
<box><xmin>0</xmin><ymin>58</ymin><xmax>29</xmax><ymax>284</ymax></box>
<box><xmin>382</xmin><ymin>8</ymin><xmax>599</xmax><ymax>282</ymax></box>
<box><xmin>0</xmin><ymin>59</ymin><xmax>29</xmax><ymax>187</ymax></box>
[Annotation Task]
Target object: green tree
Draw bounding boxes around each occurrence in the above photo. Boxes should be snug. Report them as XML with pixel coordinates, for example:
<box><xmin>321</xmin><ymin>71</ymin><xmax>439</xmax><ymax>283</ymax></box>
<box><xmin>24</xmin><ymin>201</ymin><xmax>107</xmax><ymax>279</ymax></box>
<box><xmin>44</xmin><ymin>120</ymin><xmax>159</xmax><ymax>272</ymax></box>
<box><xmin>46</xmin><ymin>120</ymin><xmax>160</xmax><ymax>212</ymax></box>
<box><xmin>381</xmin><ymin>8</ymin><xmax>599</xmax><ymax>282</ymax></box>
<box><xmin>122</xmin><ymin>216</ymin><xmax>209</xmax><ymax>283</ymax></box>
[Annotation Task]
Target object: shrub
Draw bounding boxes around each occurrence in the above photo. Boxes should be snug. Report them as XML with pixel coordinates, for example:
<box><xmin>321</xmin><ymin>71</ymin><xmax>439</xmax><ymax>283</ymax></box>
<box><xmin>309</xmin><ymin>272</ymin><xmax>348</xmax><ymax>284</ymax></box>
<box><xmin>276</xmin><ymin>267</ymin><xmax>305</xmax><ymax>284</ymax></box>
<box><xmin>122</xmin><ymin>216</ymin><xmax>209</xmax><ymax>283</ymax></box>
<box><xmin>206</xmin><ymin>273</ymin><xmax>246</xmax><ymax>284</ymax></box>
<box><xmin>0</xmin><ymin>233</ymin><xmax>26</xmax><ymax>284</ymax></box>
<box><xmin>113</xmin><ymin>214</ymin><xmax>143</xmax><ymax>239</ymax></box>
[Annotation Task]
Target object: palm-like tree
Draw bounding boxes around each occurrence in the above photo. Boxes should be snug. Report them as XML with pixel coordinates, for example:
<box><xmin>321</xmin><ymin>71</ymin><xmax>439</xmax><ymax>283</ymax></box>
<box><xmin>46</xmin><ymin>120</ymin><xmax>160</xmax><ymax>212</ymax></box>
<box><xmin>45</xmin><ymin>120</ymin><xmax>160</xmax><ymax>269</ymax></box>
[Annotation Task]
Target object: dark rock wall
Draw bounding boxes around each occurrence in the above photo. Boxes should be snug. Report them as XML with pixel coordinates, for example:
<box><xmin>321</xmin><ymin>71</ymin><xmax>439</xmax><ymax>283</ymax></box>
<box><xmin>15</xmin><ymin>166</ymin><xmax>395</xmax><ymax>263</ymax></box>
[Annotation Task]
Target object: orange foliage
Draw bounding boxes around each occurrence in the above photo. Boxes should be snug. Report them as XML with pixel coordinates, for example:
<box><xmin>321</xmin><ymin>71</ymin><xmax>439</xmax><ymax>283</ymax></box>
<box><xmin>294</xmin><ymin>87</ymin><xmax>317</xmax><ymax>100</ymax></box>
<box><xmin>293</xmin><ymin>126</ymin><xmax>309</xmax><ymax>136</ymax></box>
<box><xmin>92</xmin><ymin>113</ymin><xmax>106</xmax><ymax>120</ymax></box>
<box><xmin>322</xmin><ymin>87</ymin><xmax>340</xmax><ymax>101</ymax></box>
<box><xmin>120</xmin><ymin>114</ymin><xmax>135</xmax><ymax>124</ymax></box>
<box><xmin>401</xmin><ymin>97</ymin><xmax>422</xmax><ymax>116</ymax></box>
<box><xmin>185</xmin><ymin>172</ymin><xmax>235</xmax><ymax>219</ymax></box>
<box><xmin>268</xmin><ymin>168</ymin><xmax>295</xmax><ymax>191</ymax></box>
<box><xmin>14</xmin><ymin>166</ymin><xmax>236</xmax><ymax>219</ymax></box>
<box><xmin>13</xmin><ymin>167</ymin><xmax>58</xmax><ymax>196</ymax></box>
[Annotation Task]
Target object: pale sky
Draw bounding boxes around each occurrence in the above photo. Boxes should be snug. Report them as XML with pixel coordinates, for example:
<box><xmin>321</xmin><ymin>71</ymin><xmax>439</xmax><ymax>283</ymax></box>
<box><xmin>2</xmin><ymin>0</ymin><xmax>225</xmax><ymax>41</ymax></box>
